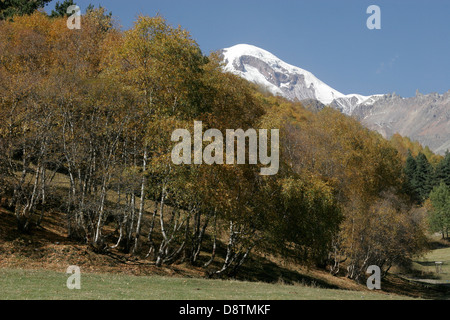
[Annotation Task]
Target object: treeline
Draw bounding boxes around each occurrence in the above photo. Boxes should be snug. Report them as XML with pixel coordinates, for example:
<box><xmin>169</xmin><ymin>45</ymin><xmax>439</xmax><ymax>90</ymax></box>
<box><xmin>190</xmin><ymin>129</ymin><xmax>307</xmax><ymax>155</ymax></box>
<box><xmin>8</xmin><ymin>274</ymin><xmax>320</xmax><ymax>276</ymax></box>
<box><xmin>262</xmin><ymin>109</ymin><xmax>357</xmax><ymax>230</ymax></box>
<box><xmin>404</xmin><ymin>151</ymin><xmax>450</xmax><ymax>204</ymax></box>
<box><xmin>403</xmin><ymin>151</ymin><xmax>450</xmax><ymax>238</ymax></box>
<box><xmin>390</xmin><ymin>133</ymin><xmax>443</xmax><ymax>166</ymax></box>
<box><xmin>427</xmin><ymin>181</ymin><xmax>450</xmax><ymax>239</ymax></box>
<box><xmin>0</xmin><ymin>0</ymin><xmax>81</xmax><ymax>21</ymax></box>
<box><xmin>0</xmin><ymin>10</ymin><xmax>428</xmax><ymax>281</ymax></box>
<box><xmin>0</xmin><ymin>0</ymin><xmax>52</xmax><ymax>20</ymax></box>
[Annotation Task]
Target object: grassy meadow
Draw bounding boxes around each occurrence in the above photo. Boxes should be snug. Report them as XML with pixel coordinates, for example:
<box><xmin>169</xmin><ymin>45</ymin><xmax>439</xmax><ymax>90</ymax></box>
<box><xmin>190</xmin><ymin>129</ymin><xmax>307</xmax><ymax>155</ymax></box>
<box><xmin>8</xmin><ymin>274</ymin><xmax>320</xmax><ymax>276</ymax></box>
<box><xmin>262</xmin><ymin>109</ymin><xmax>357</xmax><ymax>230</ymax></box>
<box><xmin>0</xmin><ymin>268</ymin><xmax>414</xmax><ymax>300</ymax></box>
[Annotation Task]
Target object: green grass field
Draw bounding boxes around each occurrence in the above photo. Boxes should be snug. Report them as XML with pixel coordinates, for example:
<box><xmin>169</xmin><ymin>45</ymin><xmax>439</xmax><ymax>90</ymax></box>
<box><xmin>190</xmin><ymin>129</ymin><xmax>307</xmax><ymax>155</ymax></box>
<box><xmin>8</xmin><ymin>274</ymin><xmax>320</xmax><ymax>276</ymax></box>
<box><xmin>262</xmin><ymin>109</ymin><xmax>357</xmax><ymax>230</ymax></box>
<box><xmin>0</xmin><ymin>268</ymin><xmax>414</xmax><ymax>300</ymax></box>
<box><xmin>412</xmin><ymin>244</ymin><xmax>450</xmax><ymax>282</ymax></box>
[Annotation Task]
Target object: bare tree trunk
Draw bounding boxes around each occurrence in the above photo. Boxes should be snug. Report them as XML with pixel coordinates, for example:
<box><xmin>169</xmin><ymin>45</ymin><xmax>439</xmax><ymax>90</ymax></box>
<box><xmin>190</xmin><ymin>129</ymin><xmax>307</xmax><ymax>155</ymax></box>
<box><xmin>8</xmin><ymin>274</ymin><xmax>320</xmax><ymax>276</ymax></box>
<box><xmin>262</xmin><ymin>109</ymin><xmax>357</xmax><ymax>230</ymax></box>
<box><xmin>155</xmin><ymin>186</ymin><xmax>167</xmax><ymax>267</ymax></box>
<box><xmin>191</xmin><ymin>210</ymin><xmax>211</xmax><ymax>264</ymax></box>
<box><xmin>111</xmin><ymin>186</ymin><xmax>125</xmax><ymax>249</ymax></box>
<box><xmin>204</xmin><ymin>213</ymin><xmax>217</xmax><ymax>268</ymax></box>
<box><xmin>126</xmin><ymin>193</ymin><xmax>136</xmax><ymax>252</ymax></box>
<box><xmin>36</xmin><ymin>166</ymin><xmax>46</xmax><ymax>226</ymax></box>
<box><xmin>145</xmin><ymin>208</ymin><xmax>158</xmax><ymax>259</ymax></box>
<box><xmin>213</xmin><ymin>221</ymin><xmax>236</xmax><ymax>276</ymax></box>
<box><xmin>93</xmin><ymin>173</ymin><xmax>109</xmax><ymax>247</ymax></box>
<box><xmin>133</xmin><ymin>148</ymin><xmax>147</xmax><ymax>255</ymax></box>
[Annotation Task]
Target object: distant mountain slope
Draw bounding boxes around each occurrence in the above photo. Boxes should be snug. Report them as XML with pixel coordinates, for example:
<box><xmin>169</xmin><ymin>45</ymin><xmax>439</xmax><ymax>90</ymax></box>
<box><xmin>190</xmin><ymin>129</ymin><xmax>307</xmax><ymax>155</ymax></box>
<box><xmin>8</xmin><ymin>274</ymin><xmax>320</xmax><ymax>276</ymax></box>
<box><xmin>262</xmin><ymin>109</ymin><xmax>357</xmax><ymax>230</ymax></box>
<box><xmin>220</xmin><ymin>44</ymin><xmax>450</xmax><ymax>155</ymax></box>
<box><xmin>352</xmin><ymin>91</ymin><xmax>450</xmax><ymax>155</ymax></box>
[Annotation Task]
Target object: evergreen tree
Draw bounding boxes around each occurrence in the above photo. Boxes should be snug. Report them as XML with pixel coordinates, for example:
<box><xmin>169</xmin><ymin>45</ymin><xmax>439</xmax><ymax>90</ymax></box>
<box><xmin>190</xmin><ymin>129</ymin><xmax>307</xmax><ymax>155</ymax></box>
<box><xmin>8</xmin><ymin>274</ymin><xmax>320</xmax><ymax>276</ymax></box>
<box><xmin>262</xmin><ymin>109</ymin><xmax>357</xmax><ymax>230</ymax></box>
<box><xmin>428</xmin><ymin>181</ymin><xmax>450</xmax><ymax>239</ymax></box>
<box><xmin>0</xmin><ymin>0</ymin><xmax>52</xmax><ymax>20</ymax></box>
<box><xmin>414</xmin><ymin>152</ymin><xmax>434</xmax><ymax>202</ymax></box>
<box><xmin>435</xmin><ymin>151</ymin><xmax>450</xmax><ymax>187</ymax></box>
<box><xmin>49</xmin><ymin>0</ymin><xmax>76</xmax><ymax>18</ymax></box>
<box><xmin>404</xmin><ymin>151</ymin><xmax>420</xmax><ymax>202</ymax></box>
<box><xmin>404</xmin><ymin>151</ymin><xmax>437</xmax><ymax>203</ymax></box>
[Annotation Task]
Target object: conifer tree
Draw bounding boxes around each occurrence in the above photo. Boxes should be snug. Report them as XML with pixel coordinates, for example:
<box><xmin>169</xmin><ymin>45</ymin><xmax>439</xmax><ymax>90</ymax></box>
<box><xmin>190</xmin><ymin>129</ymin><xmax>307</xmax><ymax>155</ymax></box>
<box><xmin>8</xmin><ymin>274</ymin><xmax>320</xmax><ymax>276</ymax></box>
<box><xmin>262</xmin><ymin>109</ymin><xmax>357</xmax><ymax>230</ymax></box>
<box><xmin>49</xmin><ymin>0</ymin><xmax>76</xmax><ymax>18</ymax></box>
<box><xmin>428</xmin><ymin>181</ymin><xmax>450</xmax><ymax>239</ymax></box>
<box><xmin>404</xmin><ymin>151</ymin><xmax>418</xmax><ymax>201</ymax></box>
<box><xmin>435</xmin><ymin>151</ymin><xmax>450</xmax><ymax>187</ymax></box>
<box><xmin>414</xmin><ymin>152</ymin><xmax>434</xmax><ymax>202</ymax></box>
<box><xmin>0</xmin><ymin>0</ymin><xmax>52</xmax><ymax>20</ymax></box>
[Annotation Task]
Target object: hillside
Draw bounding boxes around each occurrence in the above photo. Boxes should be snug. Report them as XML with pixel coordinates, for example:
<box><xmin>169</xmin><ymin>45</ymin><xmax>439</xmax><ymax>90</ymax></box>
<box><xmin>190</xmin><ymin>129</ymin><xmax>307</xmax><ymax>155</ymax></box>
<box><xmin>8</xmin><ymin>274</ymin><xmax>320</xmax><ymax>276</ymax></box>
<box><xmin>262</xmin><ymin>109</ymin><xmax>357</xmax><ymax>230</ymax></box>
<box><xmin>353</xmin><ymin>91</ymin><xmax>450</xmax><ymax>155</ymax></box>
<box><xmin>1</xmin><ymin>204</ymin><xmax>449</xmax><ymax>300</ymax></box>
<box><xmin>1</xmin><ymin>10</ymin><xmax>449</xmax><ymax>301</ymax></box>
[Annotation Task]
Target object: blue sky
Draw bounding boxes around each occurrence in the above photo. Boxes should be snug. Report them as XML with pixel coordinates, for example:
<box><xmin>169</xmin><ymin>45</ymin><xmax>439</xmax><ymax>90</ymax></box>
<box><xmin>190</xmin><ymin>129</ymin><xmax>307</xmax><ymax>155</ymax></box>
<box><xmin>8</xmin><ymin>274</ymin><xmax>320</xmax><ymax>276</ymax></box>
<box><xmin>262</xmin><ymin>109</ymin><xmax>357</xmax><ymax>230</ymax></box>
<box><xmin>46</xmin><ymin>0</ymin><xmax>450</xmax><ymax>97</ymax></box>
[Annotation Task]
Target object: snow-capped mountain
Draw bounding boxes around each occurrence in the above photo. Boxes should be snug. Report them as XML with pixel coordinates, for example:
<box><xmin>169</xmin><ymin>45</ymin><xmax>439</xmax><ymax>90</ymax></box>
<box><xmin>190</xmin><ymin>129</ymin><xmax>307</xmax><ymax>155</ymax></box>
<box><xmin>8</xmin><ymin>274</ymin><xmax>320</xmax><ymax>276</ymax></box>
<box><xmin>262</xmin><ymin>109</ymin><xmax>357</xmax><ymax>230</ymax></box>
<box><xmin>219</xmin><ymin>44</ymin><xmax>450</xmax><ymax>155</ymax></box>
<box><xmin>220</xmin><ymin>44</ymin><xmax>383</xmax><ymax>115</ymax></box>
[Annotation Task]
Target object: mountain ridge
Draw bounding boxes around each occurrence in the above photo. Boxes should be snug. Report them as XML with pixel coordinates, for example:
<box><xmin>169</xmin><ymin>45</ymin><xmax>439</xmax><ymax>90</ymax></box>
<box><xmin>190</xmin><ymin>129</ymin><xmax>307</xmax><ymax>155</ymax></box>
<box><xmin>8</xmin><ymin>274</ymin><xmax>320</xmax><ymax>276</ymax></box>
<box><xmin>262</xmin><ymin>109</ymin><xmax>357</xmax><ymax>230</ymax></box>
<box><xmin>219</xmin><ymin>44</ymin><xmax>450</xmax><ymax>155</ymax></box>
<box><xmin>220</xmin><ymin>44</ymin><xmax>384</xmax><ymax>115</ymax></box>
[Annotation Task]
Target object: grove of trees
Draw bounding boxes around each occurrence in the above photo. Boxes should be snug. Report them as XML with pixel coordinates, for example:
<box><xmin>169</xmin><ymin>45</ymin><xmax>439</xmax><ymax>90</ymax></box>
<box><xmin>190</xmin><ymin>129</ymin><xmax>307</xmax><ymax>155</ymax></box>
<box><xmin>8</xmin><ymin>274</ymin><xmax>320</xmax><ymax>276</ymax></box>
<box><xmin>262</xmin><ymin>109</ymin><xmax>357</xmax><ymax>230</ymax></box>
<box><xmin>404</xmin><ymin>151</ymin><xmax>450</xmax><ymax>203</ymax></box>
<box><xmin>0</xmin><ymin>8</ymin><xmax>435</xmax><ymax>282</ymax></box>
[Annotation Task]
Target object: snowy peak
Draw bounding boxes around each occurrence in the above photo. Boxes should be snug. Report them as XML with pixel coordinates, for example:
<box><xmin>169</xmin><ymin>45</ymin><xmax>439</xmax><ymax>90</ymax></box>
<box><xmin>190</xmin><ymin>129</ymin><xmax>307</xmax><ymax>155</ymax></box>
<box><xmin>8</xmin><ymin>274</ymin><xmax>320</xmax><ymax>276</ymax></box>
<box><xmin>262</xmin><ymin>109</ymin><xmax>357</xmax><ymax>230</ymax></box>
<box><xmin>222</xmin><ymin>44</ymin><xmax>343</xmax><ymax>104</ymax></box>
<box><xmin>220</xmin><ymin>44</ymin><xmax>382</xmax><ymax>115</ymax></box>
<box><xmin>220</xmin><ymin>44</ymin><xmax>450</xmax><ymax>155</ymax></box>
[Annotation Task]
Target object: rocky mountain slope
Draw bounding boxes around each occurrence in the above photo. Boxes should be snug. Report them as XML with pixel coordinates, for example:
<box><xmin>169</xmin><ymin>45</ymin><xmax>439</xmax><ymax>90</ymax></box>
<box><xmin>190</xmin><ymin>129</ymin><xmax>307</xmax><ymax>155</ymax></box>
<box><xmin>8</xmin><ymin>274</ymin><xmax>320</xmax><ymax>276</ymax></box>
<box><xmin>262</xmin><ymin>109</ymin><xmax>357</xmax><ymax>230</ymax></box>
<box><xmin>220</xmin><ymin>44</ymin><xmax>383</xmax><ymax>115</ymax></box>
<box><xmin>352</xmin><ymin>91</ymin><xmax>450</xmax><ymax>155</ymax></box>
<box><xmin>220</xmin><ymin>44</ymin><xmax>450</xmax><ymax>155</ymax></box>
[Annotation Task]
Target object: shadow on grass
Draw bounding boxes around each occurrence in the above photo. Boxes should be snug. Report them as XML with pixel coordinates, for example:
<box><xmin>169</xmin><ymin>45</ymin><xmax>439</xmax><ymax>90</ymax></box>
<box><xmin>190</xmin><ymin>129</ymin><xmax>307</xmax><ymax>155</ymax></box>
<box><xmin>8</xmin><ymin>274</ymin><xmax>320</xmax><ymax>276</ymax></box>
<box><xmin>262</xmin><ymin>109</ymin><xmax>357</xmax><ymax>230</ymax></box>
<box><xmin>415</xmin><ymin>261</ymin><xmax>443</xmax><ymax>267</ymax></box>
<box><xmin>383</xmin><ymin>274</ymin><xmax>450</xmax><ymax>300</ymax></box>
<box><xmin>235</xmin><ymin>255</ymin><xmax>340</xmax><ymax>289</ymax></box>
<box><xmin>428</xmin><ymin>239</ymin><xmax>450</xmax><ymax>250</ymax></box>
